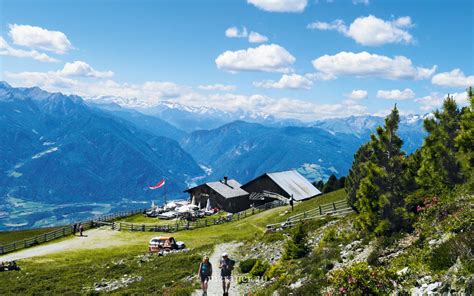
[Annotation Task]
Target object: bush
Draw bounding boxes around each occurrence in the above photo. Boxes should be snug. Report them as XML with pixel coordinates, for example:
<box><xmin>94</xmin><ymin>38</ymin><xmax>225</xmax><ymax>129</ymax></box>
<box><xmin>283</xmin><ymin>224</ymin><xmax>310</xmax><ymax>260</ymax></box>
<box><xmin>249</xmin><ymin>260</ymin><xmax>269</xmax><ymax>277</ymax></box>
<box><xmin>239</xmin><ymin>258</ymin><xmax>257</xmax><ymax>274</ymax></box>
<box><xmin>265</xmin><ymin>262</ymin><xmax>285</xmax><ymax>279</ymax></box>
<box><xmin>429</xmin><ymin>232</ymin><xmax>473</xmax><ymax>271</ymax></box>
<box><xmin>328</xmin><ymin>262</ymin><xmax>397</xmax><ymax>295</ymax></box>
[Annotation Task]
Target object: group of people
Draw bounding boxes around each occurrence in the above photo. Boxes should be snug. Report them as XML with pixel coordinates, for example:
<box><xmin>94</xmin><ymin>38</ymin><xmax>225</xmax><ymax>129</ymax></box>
<box><xmin>197</xmin><ymin>253</ymin><xmax>235</xmax><ymax>296</ymax></box>
<box><xmin>72</xmin><ymin>223</ymin><xmax>84</xmax><ymax>236</ymax></box>
<box><xmin>0</xmin><ymin>261</ymin><xmax>20</xmax><ymax>272</ymax></box>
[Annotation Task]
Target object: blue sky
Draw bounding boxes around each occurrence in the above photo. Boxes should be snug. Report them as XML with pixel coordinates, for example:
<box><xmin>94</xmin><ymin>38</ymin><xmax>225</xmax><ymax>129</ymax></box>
<box><xmin>1</xmin><ymin>0</ymin><xmax>473</xmax><ymax>120</ymax></box>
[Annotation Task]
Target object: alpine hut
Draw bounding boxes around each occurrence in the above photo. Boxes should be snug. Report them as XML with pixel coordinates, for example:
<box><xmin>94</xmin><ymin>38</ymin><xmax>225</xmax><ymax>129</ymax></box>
<box><xmin>241</xmin><ymin>170</ymin><xmax>321</xmax><ymax>206</ymax></box>
<box><xmin>184</xmin><ymin>177</ymin><xmax>250</xmax><ymax>213</ymax></box>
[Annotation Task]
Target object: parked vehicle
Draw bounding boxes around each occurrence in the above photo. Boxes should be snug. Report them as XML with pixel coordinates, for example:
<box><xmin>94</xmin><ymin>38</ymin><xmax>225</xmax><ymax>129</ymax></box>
<box><xmin>148</xmin><ymin>236</ymin><xmax>185</xmax><ymax>252</ymax></box>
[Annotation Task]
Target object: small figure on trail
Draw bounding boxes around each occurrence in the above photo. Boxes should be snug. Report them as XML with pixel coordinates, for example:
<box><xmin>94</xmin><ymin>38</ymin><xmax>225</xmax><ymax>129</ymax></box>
<box><xmin>219</xmin><ymin>253</ymin><xmax>235</xmax><ymax>296</ymax></box>
<box><xmin>289</xmin><ymin>195</ymin><xmax>294</xmax><ymax>212</ymax></box>
<box><xmin>197</xmin><ymin>255</ymin><xmax>212</xmax><ymax>296</ymax></box>
<box><xmin>72</xmin><ymin>223</ymin><xmax>77</xmax><ymax>235</ymax></box>
<box><xmin>79</xmin><ymin>223</ymin><xmax>84</xmax><ymax>236</ymax></box>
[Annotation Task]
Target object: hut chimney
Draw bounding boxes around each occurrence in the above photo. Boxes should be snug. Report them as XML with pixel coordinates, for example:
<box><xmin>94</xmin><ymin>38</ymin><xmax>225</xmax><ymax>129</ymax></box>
<box><xmin>223</xmin><ymin>176</ymin><xmax>228</xmax><ymax>184</ymax></box>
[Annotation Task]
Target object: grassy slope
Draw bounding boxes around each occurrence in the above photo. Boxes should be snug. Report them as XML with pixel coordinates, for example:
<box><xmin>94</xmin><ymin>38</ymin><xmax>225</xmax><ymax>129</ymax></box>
<box><xmin>0</xmin><ymin>227</ymin><xmax>61</xmax><ymax>245</ymax></box>
<box><xmin>0</xmin><ymin>190</ymin><xmax>346</xmax><ymax>295</ymax></box>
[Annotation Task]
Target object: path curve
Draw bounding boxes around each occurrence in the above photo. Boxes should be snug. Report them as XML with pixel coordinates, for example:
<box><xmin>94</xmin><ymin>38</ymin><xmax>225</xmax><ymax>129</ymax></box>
<box><xmin>193</xmin><ymin>242</ymin><xmax>243</xmax><ymax>296</ymax></box>
<box><xmin>0</xmin><ymin>227</ymin><xmax>123</xmax><ymax>262</ymax></box>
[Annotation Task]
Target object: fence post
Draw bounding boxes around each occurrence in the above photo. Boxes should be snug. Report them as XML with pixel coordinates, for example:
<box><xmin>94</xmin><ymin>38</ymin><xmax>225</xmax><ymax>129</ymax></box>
<box><xmin>24</xmin><ymin>240</ymin><xmax>27</xmax><ymax>248</ymax></box>
<box><xmin>319</xmin><ymin>206</ymin><xmax>322</xmax><ymax>215</ymax></box>
<box><xmin>333</xmin><ymin>202</ymin><xmax>336</xmax><ymax>211</ymax></box>
<box><xmin>44</xmin><ymin>233</ymin><xmax>47</xmax><ymax>242</ymax></box>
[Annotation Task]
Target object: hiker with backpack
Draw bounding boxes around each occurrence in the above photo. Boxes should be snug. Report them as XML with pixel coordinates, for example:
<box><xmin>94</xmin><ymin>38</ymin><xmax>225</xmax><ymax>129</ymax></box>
<box><xmin>197</xmin><ymin>256</ymin><xmax>212</xmax><ymax>296</ymax></box>
<box><xmin>219</xmin><ymin>253</ymin><xmax>235</xmax><ymax>296</ymax></box>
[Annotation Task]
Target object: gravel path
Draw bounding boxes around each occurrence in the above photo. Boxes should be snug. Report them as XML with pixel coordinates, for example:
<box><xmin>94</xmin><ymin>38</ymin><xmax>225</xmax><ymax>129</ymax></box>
<box><xmin>0</xmin><ymin>227</ymin><xmax>124</xmax><ymax>262</ymax></box>
<box><xmin>193</xmin><ymin>242</ymin><xmax>243</xmax><ymax>296</ymax></box>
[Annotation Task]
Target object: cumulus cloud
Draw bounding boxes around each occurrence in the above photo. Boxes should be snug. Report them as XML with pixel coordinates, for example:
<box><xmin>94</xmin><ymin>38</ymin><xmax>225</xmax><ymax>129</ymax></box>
<box><xmin>416</xmin><ymin>92</ymin><xmax>469</xmax><ymax>111</ymax></box>
<box><xmin>225</xmin><ymin>27</ymin><xmax>248</xmax><ymax>38</ymax></box>
<box><xmin>198</xmin><ymin>84</ymin><xmax>237</xmax><ymax>91</ymax></box>
<box><xmin>312</xmin><ymin>51</ymin><xmax>436</xmax><ymax>80</ymax></box>
<box><xmin>247</xmin><ymin>0</ymin><xmax>307</xmax><ymax>12</ymax></box>
<box><xmin>248</xmin><ymin>31</ymin><xmax>269</xmax><ymax>43</ymax></box>
<box><xmin>0</xmin><ymin>36</ymin><xmax>58</xmax><ymax>62</ymax></box>
<box><xmin>215</xmin><ymin>44</ymin><xmax>295</xmax><ymax>73</ymax></box>
<box><xmin>8</xmin><ymin>24</ymin><xmax>72</xmax><ymax>54</ymax></box>
<box><xmin>61</xmin><ymin>61</ymin><xmax>114</xmax><ymax>78</ymax></box>
<box><xmin>254</xmin><ymin>74</ymin><xmax>313</xmax><ymax>89</ymax></box>
<box><xmin>347</xmin><ymin>89</ymin><xmax>368</xmax><ymax>100</ymax></box>
<box><xmin>225</xmin><ymin>27</ymin><xmax>269</xmax><ymax>43</ymax></box>
<box><xmin>431</xmin><ymin>69</ymin><xmax>474</xmax><ymax>88</ymax></box>
<box><xmin>5</xmin><ymin>61</ymin><xmax>114</xmax><ymax>91</ymax></box>
<box><xmin>308</xmin><ymin>15</ymin><xmax>414</xmax><ymax>46</ymax></box>
<box><xmin>377</xmin><ymin>88</ymin><xmax>415</xmax><ymax>100</ymax></box>
<box><xmin>6</xmin><ymin>75</ymin><xmax>366</xmax><ymax>121</ymax></box>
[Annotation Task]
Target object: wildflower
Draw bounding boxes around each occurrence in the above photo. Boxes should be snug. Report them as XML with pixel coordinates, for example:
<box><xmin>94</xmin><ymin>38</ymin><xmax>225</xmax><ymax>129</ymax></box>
<box><xmin>339</xmin><ymin>287</ymin><xmax>346</xmax><ymax>293</ymax></box>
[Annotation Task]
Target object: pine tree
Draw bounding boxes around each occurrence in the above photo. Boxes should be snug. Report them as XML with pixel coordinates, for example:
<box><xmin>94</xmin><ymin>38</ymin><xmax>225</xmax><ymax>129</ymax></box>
<box><xmin>417</xmin><ymin>96</ymin><xmax>463</xmax><ymax>193</ymax></box>
<box><xmin>323</xmin><ymin>174</ymin><xmax>339</xmax><ymax>193</ymax></box>
<box><xmin>346</xmin><ymin>106</ymin><xmax>411</xmax><ymax>234</ymax></box>
<box><xmin>313</xmin><ymin>180</ymin><xmax>324</xmax><ymax>191</ymax></box>
<box><xmin>455</xmin><ymin>87</ymin><xmax>474</xmax><ymax>189</ymax></box>
<box><xmin>338</xmin><ymin>176</ymin><xmax>346</xmax><ymax>189</ymax></box>
<box><xmin>345</xmin><ymin>142</ymin><xmax>372</xmax><ymax>213</ymax></box>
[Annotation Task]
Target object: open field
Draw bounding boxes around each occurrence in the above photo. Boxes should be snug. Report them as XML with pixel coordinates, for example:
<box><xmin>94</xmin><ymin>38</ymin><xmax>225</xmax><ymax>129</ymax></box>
<box><xmin>0</xmin><ymin>190</ymin><xmax>347</xmax><ymax>295</ymax></box>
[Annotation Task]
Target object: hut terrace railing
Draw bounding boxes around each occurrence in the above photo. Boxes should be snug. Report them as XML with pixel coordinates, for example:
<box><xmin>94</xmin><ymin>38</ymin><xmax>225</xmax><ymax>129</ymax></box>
<box><xmin>0</xmin><ymin>208</ymin><xmax>144</xmax><ymax>255</ymax></box>
<box><xmin>265</xmin><ymin>199</ymin><xmax>354</xmax><ymax>230</ymax></box>
<box><xmin>114</xmin><ymin>199</ymin><xmax>286</xmax><ymax>233</ymax></box>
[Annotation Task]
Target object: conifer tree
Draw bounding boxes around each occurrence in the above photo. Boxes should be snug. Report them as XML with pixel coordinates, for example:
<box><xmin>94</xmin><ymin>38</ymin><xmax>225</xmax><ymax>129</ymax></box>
<box><xmin>346</xmin><ymin>106</ymin><xmax>411</xmax><ymax>234</ymax></box>
<box><xmin>455</xmin><ymin>87</ymin><xmax>474</xmax><ymax>188</ymax></box>
<box><xmin>417</xmin><ymin>96</ymin><xmax>463</xmax><ymax>192</ymax></box>
<box><xmin>323</xmin><ymin>174</ymin><xmax>339</xmax><ymax>193</ymax></box>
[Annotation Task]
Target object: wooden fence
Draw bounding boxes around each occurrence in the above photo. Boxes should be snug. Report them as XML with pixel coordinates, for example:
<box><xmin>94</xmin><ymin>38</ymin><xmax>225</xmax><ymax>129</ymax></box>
<box><xmin>265</xmin><ymin>199</ymin><xmax>354</xmax><ymax>230</ymax></box>
<box><xmin>113</xmin><ymin>200</ymin><xmax>286</xmax><ymax>233</ymax></box>
<box><xmin>0</xmin><ymin>208</ymin><xmax>144</xmax><ymax>255</ymax></box>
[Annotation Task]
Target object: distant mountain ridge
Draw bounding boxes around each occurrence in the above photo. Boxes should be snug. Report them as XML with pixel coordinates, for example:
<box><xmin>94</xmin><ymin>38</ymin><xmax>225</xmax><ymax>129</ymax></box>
<box><xmin>0</xmin><ymin>82</ymin><xmax>203</xmax><ymax>205</ymax></box>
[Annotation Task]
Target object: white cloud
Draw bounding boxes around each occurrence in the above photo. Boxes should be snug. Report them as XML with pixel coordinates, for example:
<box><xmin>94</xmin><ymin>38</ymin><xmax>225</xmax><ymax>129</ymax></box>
<box><xmin>6</xmin><ymin>75</ymin><xmax>366</xmax><ymax>121</ymax></box>
<box><xmin>347</xmin><ymin>89</ymin><xmax>368</xmax><ymax>100</ymax></box>
<box><xmin>0</xmin><ymin>36</ymin><xmax>58</xmax><ymax>62</ymax></box>
<box><xmin>225</xmin><ymin>27</ymin><xmax>248</xmax><ymax>38</ymax></box>
<box><xmin>312</xmin><ymin>51</ymin><xmax>436</xmax><ymax>80</ymax></box>
<box><xmin>377</xmin><ymin>88</ymin><xmax>415</xmax><ymax>100</ymax></box>
<box><xmin>8</xmin><ymin>24</ymin><xmax>72</xmax><ymax>54</ymax></box>
<box><xmin>225</xmin><ymin>27</ymin><xmax>269</xmax><ymax>43</ymax></box>
<box><xmin>307</xmin><ymin>20</ymin><xmax>346</xmax><ymax>33</ymax></box>
<box><xmin>431</xmin><ymin>69</ymin><xmax>474</xmax><ymax>88</ymax></box>
<box><xmin>198</xmin><ymin>84</ymin><xmax>237</xmax><ymax>91</ymax></box>
<box><xmin>61</xmin><ymin>61</ymin><xmax>114</xmax><ymax>78</ymax></box>
<box><xmin>254</xmin><ymin>74</ymin><xmax>313</xmax><ymax>89</ymax></box>
<box><xmin>5</xmin><ymin>61</ymin><xmax>114</xmax><ymax>91</ymax></box>
<box><xmin>215</xmin><ymin>44</ymin><xmax>295</xmax><ymax>73</ymax></box>
<box><xmin>307</xmin><ymin>15</ymin><xmax>414</xmax><ymax>46</ymax></box>
<box><xmin>415</xmin><ymin>92</ymin><xmax>469</xmax><ymax>111</ymax></box>
<box><xmin>247</xmin><ymin>0</ymin><xmax>307</xmax><ymax>12</ymax></box>
<box><xmin>248</xmin><ymin>31</ymin><xmax>269</xmax><ymax>43</ymax></box>
<box><xmin>352</xmin><ymin>0</ymin><xmax>369</xmax><ymax>5</ymax></box>
<box><xmin>304</xmin><ymin>72</ymin><xmax>336</xmax><ymax>81</ymax></box>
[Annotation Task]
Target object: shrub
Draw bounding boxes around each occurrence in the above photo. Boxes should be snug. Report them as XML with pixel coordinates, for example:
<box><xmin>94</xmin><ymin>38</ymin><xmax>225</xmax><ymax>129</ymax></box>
<box><xmin>265</xmin><ymin>262</ymin><xmax>285</xmax><ymax>279</ymax></box>
<box><xmin>239</xmin><ymin>258</ymin><xmax>257</xmax><ymax>273</ymax></box>
<box><xmin>249</xmin><ymin>260</ymin><xmax>269</xmax><ymax>277</ymax></box>
<box><xmin>429</xmin><ymin>232</ymin><xmax>473</xmax><ymax>271</ymax></box>
<box><xmin>327</xmin><ymin>262</ymin><xmax>397</xmax><ymax>295</ymax></box>
<box><xmin>283</xmin><ymin>223</ymin><xmax>310</xmax><ymax>260</ymax></box>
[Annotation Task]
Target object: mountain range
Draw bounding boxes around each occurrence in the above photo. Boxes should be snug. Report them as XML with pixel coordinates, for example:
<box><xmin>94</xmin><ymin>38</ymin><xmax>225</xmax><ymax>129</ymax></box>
<box><xmin>0</xmin><ymin>82</ymin><xmax>428</xmax><ymax>229</ymax></box>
